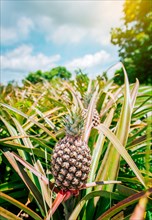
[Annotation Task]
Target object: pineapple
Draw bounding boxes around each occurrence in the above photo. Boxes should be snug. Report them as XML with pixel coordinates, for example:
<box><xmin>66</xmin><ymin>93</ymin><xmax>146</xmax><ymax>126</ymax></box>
<box><xmin>82</xmin><ymin>108</ymin><xmax>100</xmax><ymax>127</ymax></box>
<box><xmin>82</xmin><ymin>93</ymin><xmax>100</xmax><ymax>127</ymax></box>
<box><xmin>51</xmin><ymin>113</ymin><xmax>91</xmax><ymax>191</ymax></box>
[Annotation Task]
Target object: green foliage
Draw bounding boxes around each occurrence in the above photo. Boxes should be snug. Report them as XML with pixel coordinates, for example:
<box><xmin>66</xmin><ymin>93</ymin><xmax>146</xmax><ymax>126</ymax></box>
<box><xmin>24</xmin><ymin>66</ymin><xmax>72</xmax><ymax>84</ymax></box>
<box><xmin>111</xmin><ymin>0</ymin><xmax>152</xmax><ymax>84</ymax></box>
<box><xmin>0</xmin><ymin>68</ymin><xmax>152</xmax><ymax>219</ymax></box>
<box><xmin>75</xmin><ymin>69</ymin><xmax>89</xmax><ymax>95</ymax></box>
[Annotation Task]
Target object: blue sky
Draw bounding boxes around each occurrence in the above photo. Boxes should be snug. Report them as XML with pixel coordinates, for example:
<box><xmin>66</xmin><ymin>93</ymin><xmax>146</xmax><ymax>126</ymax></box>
<box><xmin>1</xmin><ymin>0</ymin><xmax>124</xmax><ymax>84</ymax></box>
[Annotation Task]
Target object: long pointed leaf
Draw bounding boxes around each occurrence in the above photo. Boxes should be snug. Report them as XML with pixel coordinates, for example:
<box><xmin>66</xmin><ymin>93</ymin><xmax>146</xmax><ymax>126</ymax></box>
<box><xmin>0</xmin><ymin>207</ymin><xmax>22</xmax><ymax>220</ymax></box>
<box><xmin>69</xmin><ymin>190</ymin><xmax>123</xmax><ymax>220</ymax></box>
<box><xmin>97</xmin><ymin>188</ymin><xmax>152</xmax><ymax>220</ymax></box>
<box><xmin>97</xmin><ymin>124</ymin><xmax>146</xmax><ymax>187</ymax></box>
<box><xmin>3</xmin><ymin>151</ymin><xmax>47</xmax><ymax>213</ymax></box>
<box><xmin>0</xmin><ymin>192</ymin><xmax>43</xmax><ymax>220</ymax></box>
<box><xmin>0</xmin><ymin>103</ymin><xmax>56</xmax><ymax>140</ymax></box>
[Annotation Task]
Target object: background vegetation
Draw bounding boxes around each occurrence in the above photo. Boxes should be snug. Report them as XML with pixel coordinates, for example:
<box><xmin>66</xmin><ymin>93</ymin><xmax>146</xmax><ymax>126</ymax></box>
<box><xmin>0</xmin><ymin>64</ymin><xmax>152</xmax><ymax>219</ymax></box>
<box><xmin>24</xmin><ymin>67</ymin><xmax>72</xmax><ymax>84</ymax></box>
<box><xmin>111</xmin><ymin>0</ymin><xmax>152</xmax><ymax>85</ymax></box>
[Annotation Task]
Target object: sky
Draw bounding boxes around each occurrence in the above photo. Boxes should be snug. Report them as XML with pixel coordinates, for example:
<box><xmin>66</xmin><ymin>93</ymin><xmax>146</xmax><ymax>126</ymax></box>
<box><xmin>1</xmin><ymin>0</ymin><xmax>124</xmax><ymax>84</ymax></box>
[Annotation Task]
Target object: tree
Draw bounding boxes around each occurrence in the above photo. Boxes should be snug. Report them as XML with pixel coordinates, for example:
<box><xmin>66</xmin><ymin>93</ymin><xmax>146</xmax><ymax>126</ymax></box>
<box><xmin>111</xmin><ymin>0</ymin><xmax>152</xmax><ymax>84</ymax></box>
<box><xmin>24</xmin><ymin>67</ymin><xmax>72</xmax><ymax>84</ymax></box>
<box><xmin>24</xmin><ymin>70</ymin><xmax>43</xmax><ymax>84</ymax></box>
<box><xmin>48</xmin><ymin>66</ymin><xmax>72</xmax><ymax>80</ymax></box>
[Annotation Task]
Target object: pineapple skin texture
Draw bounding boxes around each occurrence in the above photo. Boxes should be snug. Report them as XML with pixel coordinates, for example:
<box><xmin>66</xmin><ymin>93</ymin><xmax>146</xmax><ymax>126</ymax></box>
<box><xmin>51</xmin><ymin>135</ymin><xmax>91</xmax><ymax>191</ymax></box>
<box><xmin>82</xmin><ymin>108</ymin><xmax>100</xmax><ymax>127</ymax></box>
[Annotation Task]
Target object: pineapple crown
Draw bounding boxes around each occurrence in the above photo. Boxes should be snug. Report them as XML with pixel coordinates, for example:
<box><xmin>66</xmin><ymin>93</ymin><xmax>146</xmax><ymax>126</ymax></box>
<box><xmin>83</xmin><ymin>93</ymin><xmax>93</xmax><ymax>109</ymax></box>
<box><xmin>64</xmin><ymin>111</ymin><xmax>84</xmax><ymax>137</ymax></box>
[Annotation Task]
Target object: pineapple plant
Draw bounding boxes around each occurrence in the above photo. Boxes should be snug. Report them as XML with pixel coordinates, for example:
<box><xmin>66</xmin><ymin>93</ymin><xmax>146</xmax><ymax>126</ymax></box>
<box><xmin>51</xmin><ymin>112</ymin><xmax>91</xmax><ymax>191</ymax></box>
<box><xmin>82</xmin><ymin>92</ymin><xmax>100</xmax><ymax>127</ymax></box>
<box><xmin>1</xmin><ymin>66</ymin><xmax>151</xmax><ymax>219</ymax></box>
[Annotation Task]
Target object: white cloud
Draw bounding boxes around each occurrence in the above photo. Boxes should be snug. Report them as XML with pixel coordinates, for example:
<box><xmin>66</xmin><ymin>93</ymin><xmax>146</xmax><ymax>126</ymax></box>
<box><xmin>18</xmin><ymin>17</ymin><xmax>34</xmax><ymax>36</ymax></box>
<box><xmin>37</xmin><ymin>1</ymin><xmax>123</xmax><ymax>45</ymax></box>
<box><xmin>1</xmin><ymin>17</ymin><xmax>34</xmax><ymax>45</ymax></box>
<box><xmin>1</xmin><ymin>45</ymin><xmax>61</xmax><ymax>73</ymax></box>
<box><xmin>66</xmin><ymin>50</ymin><xmax>111</xmax><ymax>71</ymax></box>
<box><xmin>50</xmin><ymin>25</ymin><xmax>86</xmax><ymax>44</ymax></box>
<box><xmin>38</xmin><ymin>16</ymin><xmax>54</xmax><ymax>32</ymax></box>
<box><xmin>2</xmin><ymin>1</ymin><xmax>124</xmax><ymax>46</ymax></box>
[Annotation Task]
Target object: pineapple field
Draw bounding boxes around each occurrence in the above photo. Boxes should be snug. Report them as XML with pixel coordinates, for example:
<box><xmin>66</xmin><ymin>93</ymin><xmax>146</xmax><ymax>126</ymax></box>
<box><xmin>0</xmin><ymin>65</ymin><xmax>152</xmax><ymax>220</ymax></box>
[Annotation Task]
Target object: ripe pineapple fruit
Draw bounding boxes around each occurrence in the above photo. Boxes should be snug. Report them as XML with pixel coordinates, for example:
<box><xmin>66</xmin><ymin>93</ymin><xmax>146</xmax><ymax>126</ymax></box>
<box><xmin>51</xmin><ymin>113</ymin><xmax>91</xmax><ymax>191</ymax></box>
<box><xmin>82</xmin><ymin>93</ymin><xmax>100</xmax><ymax>127</ymax></box>
<box><xmin>82</xmin><ymin>108</ymin><xmax>100</xmax><ymax>127</ymax></box>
